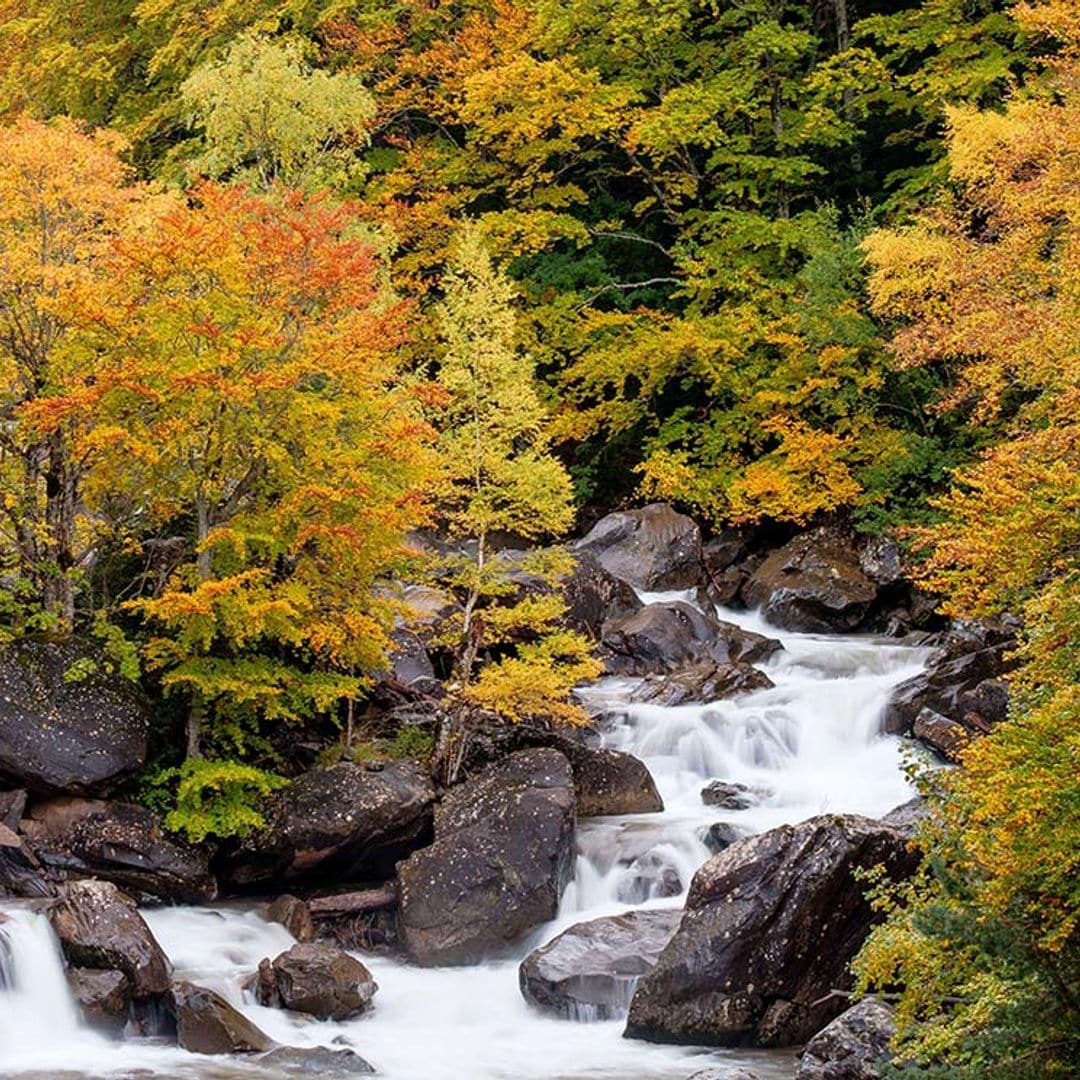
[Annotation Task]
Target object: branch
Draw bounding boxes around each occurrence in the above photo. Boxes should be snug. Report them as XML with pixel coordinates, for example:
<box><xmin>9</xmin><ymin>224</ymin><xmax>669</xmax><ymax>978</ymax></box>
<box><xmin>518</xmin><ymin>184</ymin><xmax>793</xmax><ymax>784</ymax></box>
<box><xmin>587</xmin><ymin>228</ymin><xmax>674</xmax><ymax>259</ymax></box>
<box><xmin>578</xmin><ymin>277</ymin><xmax>682</xmax><ymax>311</ymax></box>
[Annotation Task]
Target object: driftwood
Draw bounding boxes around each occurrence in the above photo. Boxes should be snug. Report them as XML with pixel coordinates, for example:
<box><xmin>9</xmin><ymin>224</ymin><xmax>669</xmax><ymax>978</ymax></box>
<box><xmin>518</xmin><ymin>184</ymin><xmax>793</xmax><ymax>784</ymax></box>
<box><xmin>308</xmin><ymin>884</ymin><xmax>399</xmax><ymax>918</ymax></box>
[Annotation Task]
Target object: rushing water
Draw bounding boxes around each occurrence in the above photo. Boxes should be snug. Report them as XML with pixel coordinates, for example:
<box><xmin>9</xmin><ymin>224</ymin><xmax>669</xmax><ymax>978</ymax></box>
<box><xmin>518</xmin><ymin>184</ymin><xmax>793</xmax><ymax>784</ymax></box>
<box><xmin>0</xmin><ymin>602</ymin><xmax>930</xmax><ymax>1080</ymax></box>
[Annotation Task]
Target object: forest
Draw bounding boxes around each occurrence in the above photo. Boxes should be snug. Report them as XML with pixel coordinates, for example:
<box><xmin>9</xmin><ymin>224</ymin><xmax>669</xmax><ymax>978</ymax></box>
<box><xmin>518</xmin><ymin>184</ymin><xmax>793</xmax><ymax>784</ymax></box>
<box><xmin>0</xmin><ymin>0</ymin><xmax>1077</xmax><ymax>1077</ymax></box>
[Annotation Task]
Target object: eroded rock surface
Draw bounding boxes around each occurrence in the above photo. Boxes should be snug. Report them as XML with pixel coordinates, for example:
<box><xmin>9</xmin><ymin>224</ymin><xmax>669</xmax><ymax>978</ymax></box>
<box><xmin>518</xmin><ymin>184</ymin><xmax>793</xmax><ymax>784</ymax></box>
<box><xmin>795</xmin><ymin>999</ymin><xmax>897</xmax><ymax>1079</ymax></box>
<box><xmin>253</xmin><ymin>942</ymin><xmax>377</xmax><ymax>1020</ymax></box>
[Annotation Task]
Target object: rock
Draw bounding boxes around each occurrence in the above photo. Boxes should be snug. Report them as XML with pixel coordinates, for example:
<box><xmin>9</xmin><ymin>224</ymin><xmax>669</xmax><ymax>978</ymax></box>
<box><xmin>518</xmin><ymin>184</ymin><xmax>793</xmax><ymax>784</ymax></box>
<box><xmin>0</xmin><ymin>637</ymin><xmax>149</xmax><ymax>795</ymax></box>
<box><xmin>562</xmin><ymin>551</ymin><xmax>644</xmax><ymax>639</ymax></box>
<box><xmin>219</xmin><ymin>760</ymin><xmax>435</xmax><ymax>889</ymax></box>
<box><xmin>67</xmin><ymin>967</ymin><xmax>130</xmax><ymax>1032</ymax></box>
<box><xmin>399</xmin><ymin>748</ymin><xmax>576</xmax><ymax>966</ymax></box>
<box><xmin>686</xmin><ymin>1070</ymin><xmax>763</xmax><ymax>1080</ymax></box>
<box><xmin>880</xmin><ymin>797</ymin><xmax>929</xmax><ymax>839</ymax></box>
<box><xmin>603</xmin><ymin>603</ymin><xmax>781</xmax><ymax>677</ymax></box>
<box><xmin>625</xmin><ymin>814</ymin><xmax>918</xmax><ymax>1047</ymax></box>
<box><xmin>743</xmin><ymin>529</ymin><xmax>879</xmax><ymax>633</ymax></box>
<box><xmin>911</xmin><ymin>708</ymin><xmax>969</xmax><ymax>761</ymax></box>
<box><xmin>633</xmin><ymin>661</ymin><xmax>774</xmax><ymax>706</ymax></box>
<box><xmin>698</xmin><ymin>822</ymin><xmax>742</xmax><ymax>854</ymax></box>
<box><xmin>0</xmin><ymin>788</ymin><xmax>26</xmax><ymax>830</ymax></box>
<box><xmin>575</xmin><ymin>504</ymin><xmax>705</xmax><ymax>591</ymax></box>
<box><xmin>702</xmin><ymin>529</ymin><xmax>752</xmax><ymax>576</ymax></box>
<box><xmin>615</xmin><ymin>850</ymin><xmax>682</xmax><ymax>903</ymax></box>
<box><xmin>170</xmin><ymin>980</ymin><xmax>273</xmax><ymax>1054</ymax></box>
<box><xmin>859</xmin><ymin>536</ymin><xmax>904</xmax><ymax>587</ymax></box>
<box><xmin>256</xmin><ymin>1046</ymin><xmax>375</xmax><ymax>1075</ymax></box>
<box><xmin>253</xmin><ymin>942</ymin><xmax>377</xmax><ymax>1020</ymax></box>
<box><xmin>570</xmin><ymin>747</ymin><xmax>663</xmax><ymax>817</ymax></box>
<box><xmin>795</xmin><ymin>999</ymin><xmax>897</xmax><ymax>1079</ymax></box>
<box><xmin>520</xmin><ymin>910</ymin><xmax>681</xmax><ymax>1020</ymax></box>
<box><xmin>701</xmin><ymin>781</ymin><xmax>768</xmax><ymax>810</ymax></box>
<box><xmin>265</xmin><ymin>895</ymin><xmax>315</xmax><ymax>943</ymax></box>
<box><xmin>0</xmin><ymin>821</ymin><xmax>54</xmax><ymax>897</ymax></box>
<box><xmin>883</xmin><ymin>621</ymin><xmax>1015</xmax><ymax>741</ymax></box>
<box><xmin>49</xmin><ymin>879</ymin><xmax>170</xmax><ymax>998</ymax></box>
<box><xmin>382</xmin><ymin>628</ymin><xmax>439</xmax><ymax>694</ymax></box>
<box><xmin>22</xmin><ymin>797</ymin><xmax>215</xmax><ymax>902</ymax></box>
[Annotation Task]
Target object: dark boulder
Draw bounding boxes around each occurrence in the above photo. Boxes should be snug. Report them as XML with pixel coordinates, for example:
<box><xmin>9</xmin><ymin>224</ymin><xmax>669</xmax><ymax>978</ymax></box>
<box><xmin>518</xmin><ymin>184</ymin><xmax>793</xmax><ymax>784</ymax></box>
<box><xmin>67</xmin><ymin>967</ymin><xmax>130</xmax><ymax>1032</ymax></box>
<box><xmin>219</xmin><ymin>760</ymin><xmax>435</xmax><ymax>889</ymax></box>
<box><xmin>170</xmin><ymin>980</ymin><xmax>273</xmax><ymax>1054</ymax></box>
<box><xmin>911</xmin><ymin>708</ymin><xmax>968</xmax><ymax>761</ymax></box>
<box><xmin>265</xmin><ymin>895</ymin><xmax>315</xmax><ymax>943</ymax></box>
<box><xmin>633</xmin><ymin>661</ymin><xmax>774</xmax><ymax>707</ymax></box>
<box><xmin>22</xmin><ymin>797</ymin><xmax>215</xmax><ymax>902</ymax></box>
<box><xmin>48</xmin><ymin>879</ymin><xmax>170</xmax><ymax>998</ymax></box>
<box><xmin>742</xmin><ymin>529</ymin><xmax>879</xmax><ymax>633</ymax></box>
<box><xmin>520</xmin><ymin>910</ymin><xmax>681</xmax><ymax>1020</ymax></box>
<box><xmin>603</xmin><ymin>603</ymin><xmax>781</xmax><ymax>677</ymax></box>
<box><xmin>253</xmin><ymin>942</ymin><xmax>377</xmax><ymax>1020</ymax></box>
<box><xmin>562</xmin><ymin>551</ymin><xmax>644</xmax><ymax>640</ymax></box>
<box><xmin>0</xmin><ymin>821</ymin><xmax>54</xmax><ymax>897</ymax></box>
<box><xmin>256</xmin><ymin>1046</ymin><xmax>375</xmax><ymax>1075</ymax></box>
<box><xmin>700</xmin><ymin>781</ymin><xmax>769</xmax><ymax>811</ymax></box>
<box><xmin>380</xmin><ymin>628</ymin><xmax>440</xmax><ymax>695</ymax></box>
<box><xmin>398</xmin><ymin>748</ymin><xmax>576</xmax><ymax>966</ymax></box>
<box><xmin>625</xmin><ymin>815</ymin><xmax>918</xmax><ymax>1047</ymax></box>
<box><xmin>0</xmin><ymin>637</ymin><xmax>149</xmax><ymax>795</ymax></box>
<box><xmin>699</xmin><ymin>822</ymin><xmax>742</xmax><ymax>854</ymax></box>
<box><xmin>575</xmin><ymin>504</ymin><xmax>705</xmax><ymax>591</ymax></box>
<box><xmin>570</xmin><ymin>748</ymin><xmax>663</xmax><ymax>817</ymax></box>
<box><xmin>880</xmin><ymin>797</ymin><xmax>929</xmax><ymax>839</ymax></box>
<box><xmin>0</xmin><ymin>789</ymin><xmax>26</xmax><ymax>830</ymax></box>
<box><xmin>795</xmin><ymin>999</ymin><xmax>897</xmax><ymax>1079</ymax></box>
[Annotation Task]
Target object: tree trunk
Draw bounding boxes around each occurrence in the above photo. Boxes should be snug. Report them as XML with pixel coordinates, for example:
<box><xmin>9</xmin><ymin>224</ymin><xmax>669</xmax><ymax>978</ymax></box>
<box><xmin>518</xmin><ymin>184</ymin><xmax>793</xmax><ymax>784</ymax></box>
<box><xmin>42</xmin><ymin>432</ymin><xmax>77</xmax><ymax>628</ymax></box>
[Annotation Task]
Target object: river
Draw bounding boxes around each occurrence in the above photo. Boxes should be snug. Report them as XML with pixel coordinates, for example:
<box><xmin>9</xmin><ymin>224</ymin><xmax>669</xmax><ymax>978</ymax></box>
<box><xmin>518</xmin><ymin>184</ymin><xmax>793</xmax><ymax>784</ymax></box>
<box><xmin>0</xmin><ymin>598</ymin><xmax>930</xmax><ymax>1079</ymax></box>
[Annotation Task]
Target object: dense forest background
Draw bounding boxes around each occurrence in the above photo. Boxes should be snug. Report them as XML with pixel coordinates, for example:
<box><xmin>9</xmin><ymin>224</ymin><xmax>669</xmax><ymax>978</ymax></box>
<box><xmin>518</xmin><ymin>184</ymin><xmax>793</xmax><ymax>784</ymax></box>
<box><xmin>0</xmin><ymin>0</ymin><xmax>1077</xmax><ymax>1076</ymax></box>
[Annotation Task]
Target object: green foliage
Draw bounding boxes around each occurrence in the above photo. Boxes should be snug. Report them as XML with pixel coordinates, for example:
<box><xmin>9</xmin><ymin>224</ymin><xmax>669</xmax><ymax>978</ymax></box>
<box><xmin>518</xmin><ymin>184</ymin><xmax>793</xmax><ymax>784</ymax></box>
<box><xmin>152</xmin><ymin>757</ymin><xmax>287</xmax><ymax>842</ymax></box>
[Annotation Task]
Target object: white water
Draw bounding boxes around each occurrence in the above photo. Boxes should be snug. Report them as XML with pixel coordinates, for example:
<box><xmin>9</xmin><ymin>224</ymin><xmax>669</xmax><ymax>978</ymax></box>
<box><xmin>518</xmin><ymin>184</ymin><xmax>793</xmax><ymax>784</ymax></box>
<box><xmin>0</xmin><ymin>602</ymin><xmax>929</xmax><ymax>1080</ymax></box>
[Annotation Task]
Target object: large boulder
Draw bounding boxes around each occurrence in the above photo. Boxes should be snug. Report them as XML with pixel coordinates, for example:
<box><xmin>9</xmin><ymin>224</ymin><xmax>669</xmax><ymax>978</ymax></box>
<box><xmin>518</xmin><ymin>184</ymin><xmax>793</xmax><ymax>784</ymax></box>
<box><xmin>603</xmin><ymin>603</ymin><xmax>781</xmax><ymax>677</ymax></box>
<box><xmin>265</xmin><ymin>895</ymin><xmax>316</xmax><ymax>943</ymax></box>
<box><xmin>0</xmin><ymin>821</ymin><xmax>54</xmax><ymax>897</ymax></box>
<box><xmin>169</xmin><ymin>980</ymin><xmax>273</xmax><ymax>1054</ymax></box>
<box><xmin>219</xmin><ymin>760</ymin><xmax>435</xmax><ymax>889</ymax></box>
<box><xmin>66</xmin><ymin>967</ymin><xmax>131</xmax><ymax>1033</ymax></box>
<box><xmin>520</xmin><ymin>909</ymin><xmax>681</xmax><ymax>1020</ymax></box>
<box><xmin>883</xmin><ymin>620</ymin><xmax>1015</xmax><ymax>745</ymax></box>
<box><xmin>562</xmin><ymin>551</ymin><xmax>644</xmax><ymax>639</ymax></box>
<box><xmin>22</xmin><ymin>798</ymin><xmax>215</xmax><ymax>902</ymax></box>
<box><xmin>253</xmin><ymin>942</ymin><xmax>377</xmax><ymax>1020</ymax></box>
<box><xmin>398</xmin><ymin>748</ymin><xmax>576</xmax><ymax>966</ymax></box>
<box><xmin>625</xmin><ymin>815</ymin><xmax>918</xmax><ymax>1048</ymax></box>
<box><xmin>256</xmin><ymin>1046</ymin><xmax>375</xmax><ymax>1076</ymax></box>
<box><xmin>48</xmin><ymin>879</ymin><xmax>170</xmax><ymax>998</ymax></box>
<box><xmin>632</xmin><ymin>661</ymin><xmax>774</xmax><ymax>706</ymax></box>
<box><xmin>795</xmin><ymin>999</ymin><xmax>897</xmax><ymax>1079</ymax></box>
<box><xmin>742</xmin><ymin>529</ymin><xmax>879</xmax><ymax>633</ymax></box>
<box><xmin>0</xmin><ymin>638</ymin><xmax>149</xmax><ymax>794</ymax></box>
<box><xmin>570</xmin><ymin>747</ymin><xmax>663</xmax><ymax>817</ymax></box>
<box><xmin>575</xmin><ymin>504</ymin><xmax>705</xmax><ymax>591</ymax></box>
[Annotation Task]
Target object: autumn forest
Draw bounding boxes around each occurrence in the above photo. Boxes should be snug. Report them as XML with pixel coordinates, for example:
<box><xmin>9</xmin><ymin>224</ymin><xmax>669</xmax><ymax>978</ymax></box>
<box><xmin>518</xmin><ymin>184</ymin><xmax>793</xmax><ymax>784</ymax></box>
<box><xmin>0</xmin><ymin>0</ymin><xmax>1077</xmax><ymax>1077</ymax></box>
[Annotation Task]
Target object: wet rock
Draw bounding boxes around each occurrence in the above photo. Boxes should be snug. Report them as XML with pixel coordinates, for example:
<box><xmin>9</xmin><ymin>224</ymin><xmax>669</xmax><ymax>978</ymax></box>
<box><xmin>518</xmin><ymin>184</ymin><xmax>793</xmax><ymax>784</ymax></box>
<box><xmin>520</xmin><ymin>910</ymin><xmax>681</xmax><ymax>1020</ymax></box>
<box><xmin>67</xmin><ymin>967</ymin><xmax>130</xmax><ymax>1032</ymax></box>
<box><xmin>381</xmin><ymin>628</ymin><xmax>439</xmax><ymax>695</ymax></box>
<box><xmin>880</xmin><ymin>797</ymin><xmax>929</xmax><ymax>839</ymax></box>
<box><xmin>0</xmin><ymin>821</ymin><xmax>54</xmax><ymax>897</ymax></box>
<box><xmin>633</xmin><ymin>661</ymin><xmax>774</xmax><ymax>707</ymax></box>
<box><xmin>742</xmin><ymin>529</ymin><xmax>879</xmax><ymax>633</ymax></box>
<box><xmin>22</xmin><ymin>798</ymin><xmax>215</xmax><ymax>902</ymax></box>
<box><xmin>698</xmin><ymin>822</ymin><xmax>741</xmax><ymax>854</ymax></box>
<box><xmin>0</xmin><ymin>637</ymin><xmax>149</xmax><ymax>795</ymax></box>
<box><xmin>575</xmin><ymin>504</ymin><xmax>705</xmax><ymax>591</ymax></box>
<box><xmin>884</xmin><ymin>621</ymin><xmax>1015</xmax><ymax>742</ymax></box>
<box><xmin>603</xmin><ymin>603</ymin><xmax>781</xmax><ymax>677</ymax></box>
<box><xmin>571</xmin><ymin>747</ymin><xmax>663</xmax><ymax>817</ymax></box>
<box><xmin>256</xmin><ymin>1046</ymin><xmax>375</xmax><ymax>1075</ymax></box>
<box><xmin>399</xmin><ymin>748</ymin><xmax>576</xmax><ymax>966</ymax></box>
<box><xmin>0</xmin><ymin>788</ymin><xmax>26</xmax><ymax>830</ymax></box>
<box><xmin>701</xmin><ymin>781</ymin><xmax>768</xmax><ymax>811</ymax></box>
<box><xmin>625</xmin><ymin>814</ymin><xmax>918</xmax><ymax>1047</ymax></box>
<box><xmin>858</xmin><ymin>537</ymin><xmax>904</xmax><ymax>588</ymax></box>
<box><xmin>265</xmin><ymin>895</ymin><xmax>315</xmax><ymax>943</ymax></box>
<box><xmin>911</xmin><ymin>708</ymin><xmax>969</xmax><ymax>761</ymax></box>
<box><xmin>616</xmin><ymin>851</ymin><xmax>682</xmax><ymax>904</ymax></box>
<box><xmin>253</xmin><ymin>942</ymin><xmax>377</xmax><ymax>1020</ymax></box>
<box><xmin>686</xmin><ymin>1069</ymin><xmax>763</xmax><ymax>1080</ymax></box>
<box><xmin>170</xmin><ymin>979</ymin><xmax>273</xmax><ymax>1054</ymax></box>
<box><xmin>562</xmin><ymin>551</ymin><xmax>644</xmax><ymax>639</ymax></box>
<box><xmin>49</xmin><ymin>879</ymin><xmax>170</xmax><ymax>998</ymax></box>
<box><xmin>219</xmin><ymin>760</ymin><xmax>435</xmax><ymax>889</ymax></box>
<box><xmin>795</xmin><ymin>999</ymin><xmax>897</xmax><ymax>1079</ymax></box>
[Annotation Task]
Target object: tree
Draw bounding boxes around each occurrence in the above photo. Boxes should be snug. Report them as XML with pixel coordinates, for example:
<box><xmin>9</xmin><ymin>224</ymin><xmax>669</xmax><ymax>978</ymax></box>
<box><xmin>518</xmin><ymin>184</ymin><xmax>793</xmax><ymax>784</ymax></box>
<box><xmin>854</xmin><ymin>7</ymin><xmax>1080</xmax><ymax>1073</ymax></box>
<box><xmin>0</xmin><ymin>117</ymin><xmax>154</xmax><ymax>630</ymax></box>
<box><xmin>179</xmin><ymin>33</ymin><xmax>376</xmax><ymax>189</ymax></box>
<box><xmin>427</xmin><ymin>225</ymin><xmax>599</xmax><ymax>776</ymax></box>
